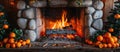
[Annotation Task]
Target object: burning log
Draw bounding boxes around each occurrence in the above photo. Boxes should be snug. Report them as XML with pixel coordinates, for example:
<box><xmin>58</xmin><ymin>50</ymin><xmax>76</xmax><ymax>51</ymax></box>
<box><xmin>52</xmin><ymin>44</ymin><xmax>58</xmax><ymax>47</ymax></box>
<box><xmin>46</xmin><ymin>29</ymin><xmax>76</xmax><ymax>35</ymax></box>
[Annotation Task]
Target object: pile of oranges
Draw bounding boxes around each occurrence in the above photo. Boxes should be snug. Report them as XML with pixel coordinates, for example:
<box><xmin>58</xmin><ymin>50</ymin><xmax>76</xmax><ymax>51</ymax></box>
<box><xmin>0</xmin><ymin>32</ymin><xmax>31</xmax><ymax>48</ymax></box>
<box><xmin>0</xmin><ymin>12</ymin><xmax>4</xmax><ymax>16</ymax></box>
<box><xmin>85</xmin><ymin>28</ymin><xmax>120</xmax><ymax>48</ymax></box>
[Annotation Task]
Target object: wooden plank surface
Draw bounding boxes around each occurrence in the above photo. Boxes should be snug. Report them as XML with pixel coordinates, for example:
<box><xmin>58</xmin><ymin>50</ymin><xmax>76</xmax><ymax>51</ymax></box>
<box><xmin>0</xmin><ymin>42</ymin><xmax>119</xmax><ymax>52</ymax></box>
<box><xmin>102</xmin><ymin>0</ymin><xmax>114</xmax><ymax>22</ymax></box>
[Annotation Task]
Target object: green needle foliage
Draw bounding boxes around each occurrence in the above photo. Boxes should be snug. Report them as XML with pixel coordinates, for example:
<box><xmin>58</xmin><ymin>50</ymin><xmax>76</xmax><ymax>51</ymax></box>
<box><xmin>90</xmin><ymin>1</ymin><xmax>120</xmax><ymax>42</ymax></box>
<box><xmin>0</xmin><ymin>5</ymin><xmax>23</xmax><ymax>41</ymax></box>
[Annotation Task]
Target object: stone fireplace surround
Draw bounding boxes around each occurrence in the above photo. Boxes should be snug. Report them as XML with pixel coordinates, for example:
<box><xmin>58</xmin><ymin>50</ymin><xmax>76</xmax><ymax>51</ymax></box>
<box><xmin>0</xmin><ymin>0</ymin><xmax>120</xmax><ymax>52</ymax></box>
<box><xmin>17</xmin><ymin>0</ymin><xmax>104</xmax><ymax>42</ymax></box>
<box><xmin>1</xmin><ymin>0</ymin><xmax>120</xmax><ymax>52</ymax></box>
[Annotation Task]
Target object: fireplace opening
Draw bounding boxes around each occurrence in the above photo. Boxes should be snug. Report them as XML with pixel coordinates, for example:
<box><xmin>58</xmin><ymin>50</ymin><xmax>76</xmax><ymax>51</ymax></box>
<box><xmin>39</xmin><ymin>7</ymin><xmax>86</xmax><ymax>42</ymax></box>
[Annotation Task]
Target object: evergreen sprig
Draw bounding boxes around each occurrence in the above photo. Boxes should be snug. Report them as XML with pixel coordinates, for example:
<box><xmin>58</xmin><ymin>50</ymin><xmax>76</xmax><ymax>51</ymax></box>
<box><xmin>0</xmin><ymin>5</ymin><xmax>23</xmax><ymax>41</ymax></box>
<box><xmin>92</xmin><ymin>1</ymin><xmax>120</xmax><ymax>41</ymax></box>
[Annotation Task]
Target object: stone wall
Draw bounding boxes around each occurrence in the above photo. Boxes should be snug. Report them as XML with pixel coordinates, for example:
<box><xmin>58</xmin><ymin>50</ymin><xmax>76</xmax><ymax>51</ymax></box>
<box><xmin>17</xmin><ymin>0</ymin><xmax>104</xmax><ymax>41</ymax></box>
<box><xmin>17</xmin><ymin>1</ymin><xmax>43</xmax><ymax>41</ymax></box>
<box><xmin>85</xmin><ymin>0</ymin><xmax>104</xmax><ymax>36</ymax></box>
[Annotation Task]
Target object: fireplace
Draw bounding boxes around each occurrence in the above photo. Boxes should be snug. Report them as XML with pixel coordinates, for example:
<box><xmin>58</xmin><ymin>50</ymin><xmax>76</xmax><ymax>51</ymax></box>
<box><xmin>40</xmin><ymin>7</ymin><xmax>86</xmax><ymax>41</ymax></box>
<box><xmin>19</xmin><ymin>6</ymin><xmax>91</xmax><ymax>48</ymax></box>
<box><xmin>1</xmin><ymin>0</ymin><xmax>120</xmax><ymax>51</ymax></box>
<box><xmin>17</xmin><ymin>0</ymin><xmax>104</xmax><ymax>45</ymax></box>
<box><xmin>0</xmin><ymin>0</ymin><xmax>106</xmax><ymax>49</ymax></box>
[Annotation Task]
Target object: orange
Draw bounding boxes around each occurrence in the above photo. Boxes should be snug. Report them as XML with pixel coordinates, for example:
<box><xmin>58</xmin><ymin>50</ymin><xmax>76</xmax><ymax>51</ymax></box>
<box><xmin>85</xmin><ymin>39</ymin><xmax>89</xmax><ymax>43</ymax></box>
<box><xmin>11</xmin><ymin>43</ymin><xmax>16</xmax><ymax>48</ymax></box>
<box><xmin>109</xmin><ymin>37</ymin><xmax>114</xmax><ymax>44</ymax></box>
<box><xmin>102</xmin><ymin>38</ymin><xmax>106</xmax><ymax>43</ymax></box>
<box><xmin>108</xmin><ymin>43</ymin><xmax>112</xmax><ymax>48</ymax></box>
<box><xmin>97</xmin><ymin>35</ymin><xmax>103</xmax><ymax>41</ymax></box>
<box><xmin>15</xmin><ymin>41</ymin><xmax>17</xmax><ymax>44</ymax></box>
<box><xmin>3</xmin><ymin>24</ymin><xmax>9</xmax><ymax>29</ymax></box>
<box><xmin>88</xmin><ymin>40</ymin><xmax>93</xmax><ymax>45</ymax></box>
<box><xmin>98</xmin><ymin>44</ymin><xmax>103</xmax><ymax>48</ymax></box>
<box><xmin>104</xmin><ymin>32</ymin><xmax>111</xmax><ymax>38</ymax></box>
<box><xmin>22</xmin><ymin>41</ymin><xmax>26</xmax><ymax>46</ymax></box>
<box><xmin>3</xmin><ymin>38</ymin><xmax>8</xmax><ymax>43</ymax></box>
<box><xmin>9</xmin><ymin>32</ymin><xmax>16</xmax><ymax>38</ymax></box>
<box><xmin>5</xmin><ymin>43</ymin><xmax>10</xmax><ymax>48</ymax></box>
<box><xmin>0</xmin><ymin>12</ymin><xmax>4</xmax><ymax>16</ymax></box>
<box><xmin>108</xmin><ymin>28</ymin><xmax>114</xmax><ymax>32</ymax></box>
<box><xmin>103</xmin><ymin>35</ymin><xmax>106</xmax><ymax>38</ymax></box>
<box><xmin>16</xmin><ymin>42</ymin><xmax>21</xmax><ymax>48</ymax></box>
<box><xmin>105</xmin><ymin>38</ymin><xmax>110</xmax><ymax>43</ymax></box>
<box><xmin>112</xmin><ymin>43</ymin><xmax>117</xmax><ymax>48</ymax></box>
<box><xmin>95</xmin><ymin>41</ymin><xmax>101</xmax><ymax>46</ymax></box>
<box><xmin>26</xmin><ymin>39</ymin><xmax>30</xmax><ymax>45</ymax></box>
<box><xmin>111</xmin><ymin>42</ymin><xmax>115</xmax><ymax>45</ymax></box>
<box><xmin>116</xmin><ymin>43</ymin><xmax>119</xmax><ymax>47</ymax></box>
<box><xmin>10</xmin><ymin>1</ymin><xmax>15</xmax><ymax>5</ymax></box>
<box><xmin>112</xmin><ymin>36</ymin><xmax>118</xmax><ymax>43</ymax></box>
<box><xmin>0</xmin><ymin>42</ymin><xmax>3</xmax><ymax>47</ymax></box>
<box><xmin>8</xmin><ymin>38</ymin><xmax>15</xmax><ymax>44</ymax></box>
<box><xmin>103</xmin><ymin>44</ymin><xmax>107</xmax><ymax>48</ymax></box>
<box><xmin>114</xmin><ymin>14</ymin><xmax>120</xmax><ymax>19</ymax></box>
<box><xmin>19</xmin><ymin>39</ymin><xmax>23</xmax><ymax>43</ymax></box>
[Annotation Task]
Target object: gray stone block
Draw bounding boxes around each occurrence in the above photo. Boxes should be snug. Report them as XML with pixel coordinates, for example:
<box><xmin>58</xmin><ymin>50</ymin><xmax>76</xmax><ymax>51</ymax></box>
<box><xmin>92</xmin><ymin>19</ymin><xmax>103</xmax><ymax>30</ymax></box>
<box><xmin>17</xmin><ymin>18</ymin><xmax>27</xmax><ymax>29</ymax></box>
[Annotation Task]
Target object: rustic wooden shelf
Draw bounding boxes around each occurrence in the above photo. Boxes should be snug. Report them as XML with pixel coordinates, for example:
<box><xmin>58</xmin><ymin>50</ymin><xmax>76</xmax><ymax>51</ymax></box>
<box><xmin>0</xmin><ymin>46</ymin><xmax>119</xmax><ymax>52</ymax></box>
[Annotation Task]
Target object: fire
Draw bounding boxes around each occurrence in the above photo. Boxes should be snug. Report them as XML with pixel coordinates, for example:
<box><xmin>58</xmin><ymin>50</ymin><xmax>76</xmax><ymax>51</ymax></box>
<box><xmin>52</xmin><ymin>10</ymin><xmax>69</xmax><ymax>29</ymax></box>
<box><xmin>41</xmin><ymin>10</ymin><xmax>85</xmax><ymax>39</ymax></box>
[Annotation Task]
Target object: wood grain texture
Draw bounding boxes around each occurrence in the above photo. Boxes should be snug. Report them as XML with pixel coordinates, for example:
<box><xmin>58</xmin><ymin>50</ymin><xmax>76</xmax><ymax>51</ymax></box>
<box><xmin>102</xmin><ymin>0</ymin><xmax>114</xmax><ymax>22</ymax></box>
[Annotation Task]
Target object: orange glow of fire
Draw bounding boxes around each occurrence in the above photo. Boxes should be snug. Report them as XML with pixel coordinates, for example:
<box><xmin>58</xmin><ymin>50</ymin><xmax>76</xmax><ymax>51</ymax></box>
<box><xmin>76</xmin><ymin>19</ymin><xmax>84</xmax><ymax>38</ymax></box>
<box><xmin>41</xmin><ymin>10</ymin><xmax>85</xmax><ymax>38</ymax></box>
<box><xmin>70</xmin><ymin>18</ymin><xmax>84</xmax><ymax>38</ymax></box>
<box><xmin>51</xmin><ymin>10</ymin><xmax>69</xmax><ymax>29</ymax></box>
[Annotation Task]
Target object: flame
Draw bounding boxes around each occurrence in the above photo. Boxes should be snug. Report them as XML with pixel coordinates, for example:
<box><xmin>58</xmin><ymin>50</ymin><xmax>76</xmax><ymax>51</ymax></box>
<box><xmin>52</xmin><ymin>10</ymin><xmax>69</xmax><ymax>29</ymax></box>
<box><xmin>41</xmin><ymin>10</ymin><xmax>84</xmax><ymax>38</ymax></box>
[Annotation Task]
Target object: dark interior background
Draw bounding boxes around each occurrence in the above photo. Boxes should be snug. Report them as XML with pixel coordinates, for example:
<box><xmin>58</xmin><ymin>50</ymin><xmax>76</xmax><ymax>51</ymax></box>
<box><xmin>40</xmin><ymin>7</ymin><xmax>82</xmax><ymax>23</ymax></box>
<box><xmin>0</xmin><ymin>0</ymin><xmax>20</xmax><ymax>28</ymax></box>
